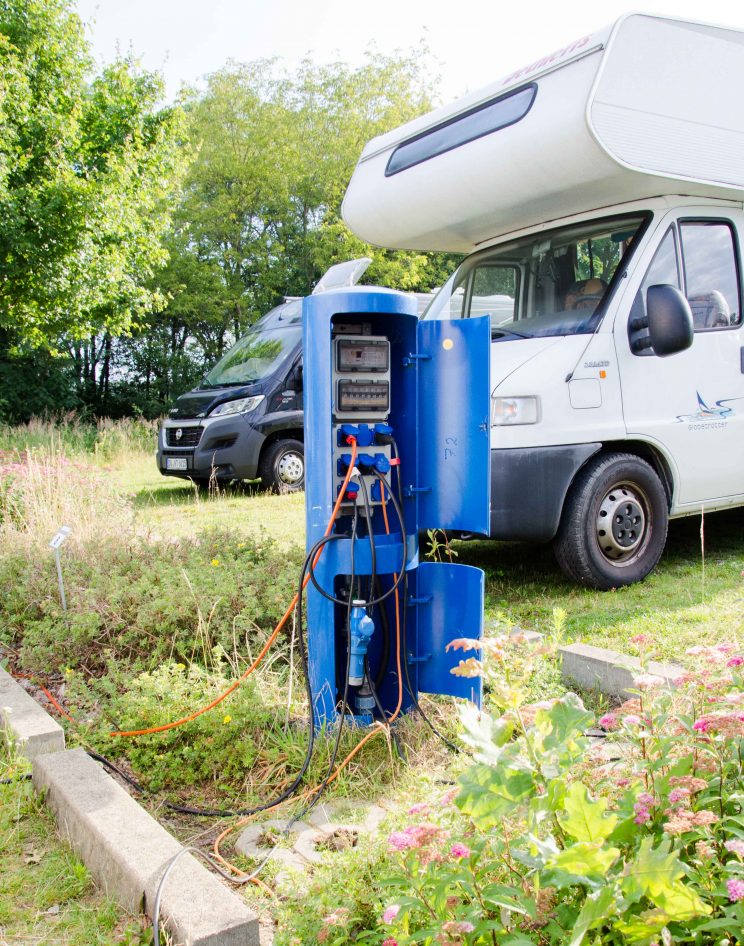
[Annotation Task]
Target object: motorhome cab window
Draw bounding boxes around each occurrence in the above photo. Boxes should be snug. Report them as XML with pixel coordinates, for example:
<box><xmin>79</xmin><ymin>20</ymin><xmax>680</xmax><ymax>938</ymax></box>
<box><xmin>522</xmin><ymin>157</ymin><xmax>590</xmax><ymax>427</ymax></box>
<box><xmin>679</xmin><ymin>222</ymin><xmax>740</xmax><ymax>331</ymax></box>
<box><xmin>630</xmin><ymin>221</ymin><xmax>741</xmax><ymax>345</ymax></box>
<box><xmin>424</xmin><ymin>214</ymin><xmax>646</xmax><ymax>339</ymax></box>
<box><xmin>202</xmin><ymin>326</ymin><xmax>302</xmax><ymax>387</ymax></box>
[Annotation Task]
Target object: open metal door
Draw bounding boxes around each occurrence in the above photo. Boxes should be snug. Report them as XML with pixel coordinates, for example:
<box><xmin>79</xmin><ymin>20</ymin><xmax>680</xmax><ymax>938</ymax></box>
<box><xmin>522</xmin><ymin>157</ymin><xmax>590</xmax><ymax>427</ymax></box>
<box><xmin>416</xmin><ymin>316</ymin><xmax>491</xmax><ymax>534</ymax></box>
<box><xmin>414</xmin><ymin>561</ymin><xmax>483</xmax><ymax>706</ymax></box>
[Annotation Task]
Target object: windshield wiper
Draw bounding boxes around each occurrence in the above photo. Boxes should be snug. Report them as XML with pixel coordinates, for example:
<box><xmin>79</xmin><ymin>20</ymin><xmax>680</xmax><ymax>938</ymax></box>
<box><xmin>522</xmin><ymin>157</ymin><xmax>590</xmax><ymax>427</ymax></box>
<box><xmin>492</xmin><ymin>328</ymin><xmax>530</xmax><ymax>340</ymax></box>
<box><xmin>204</xmin><ymin>380</ymin><xmax>257</xmax><ymax>388</ymax></box>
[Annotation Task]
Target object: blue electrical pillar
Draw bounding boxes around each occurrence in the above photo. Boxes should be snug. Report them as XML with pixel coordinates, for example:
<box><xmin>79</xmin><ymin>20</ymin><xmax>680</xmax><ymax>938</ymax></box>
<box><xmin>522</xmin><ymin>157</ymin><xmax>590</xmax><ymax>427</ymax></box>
<box><xmin>303</xmin><ymin>288</ymin><xmax>490</xmax><ymax>729</ymax></box>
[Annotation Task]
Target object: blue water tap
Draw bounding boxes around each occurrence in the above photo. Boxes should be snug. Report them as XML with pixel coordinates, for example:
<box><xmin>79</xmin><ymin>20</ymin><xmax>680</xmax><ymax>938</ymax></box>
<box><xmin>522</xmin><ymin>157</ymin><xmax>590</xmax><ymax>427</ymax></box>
<box><xmin>348</xmin><ymin>601</ymin><xmax>375</xmax><ymax>686</ymax></box>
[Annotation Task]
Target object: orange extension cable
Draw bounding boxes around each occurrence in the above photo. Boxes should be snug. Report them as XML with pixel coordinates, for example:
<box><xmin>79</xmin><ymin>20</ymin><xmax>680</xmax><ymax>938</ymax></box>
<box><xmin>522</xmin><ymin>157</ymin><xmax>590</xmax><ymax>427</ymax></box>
<box><xmin>212</xmin><ymin>473</ymin><xmax>405</xmax><ymax>877</ymax></box>
<box><xmin>11</xmin><ymin>672</ymin><xmax>75</xmax><ymax>723</ymax></box>
<box><xmin>110</xmin><ymin>439</ymin><xmax>360</xmax><ymax>738</ymax></box>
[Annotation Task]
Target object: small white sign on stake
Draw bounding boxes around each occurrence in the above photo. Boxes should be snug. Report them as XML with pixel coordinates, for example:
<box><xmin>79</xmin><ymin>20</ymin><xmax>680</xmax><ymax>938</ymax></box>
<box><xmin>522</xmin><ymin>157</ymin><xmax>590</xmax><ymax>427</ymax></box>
<box><xmin>49</xmin><ymin>525</ymin><xmax>72</xmax><ymax>550</ymax></box>
<box><xmin>49</xmin><ymin>525</ymin><xmax>72</xmax><ymax>610</ymax></box>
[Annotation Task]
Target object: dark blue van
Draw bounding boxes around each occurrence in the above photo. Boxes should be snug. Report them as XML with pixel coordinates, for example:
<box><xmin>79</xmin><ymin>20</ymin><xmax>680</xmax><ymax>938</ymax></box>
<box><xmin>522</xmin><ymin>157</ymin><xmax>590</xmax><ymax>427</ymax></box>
<box><xmin>156</xmin><ymin>260</ymin><xmax>432</xmax><ymax>491</ymax></box>
<box><xmin>157</xmin><ymin>297</ymin><xmax>306</xmax><ymax>491</ymax></box>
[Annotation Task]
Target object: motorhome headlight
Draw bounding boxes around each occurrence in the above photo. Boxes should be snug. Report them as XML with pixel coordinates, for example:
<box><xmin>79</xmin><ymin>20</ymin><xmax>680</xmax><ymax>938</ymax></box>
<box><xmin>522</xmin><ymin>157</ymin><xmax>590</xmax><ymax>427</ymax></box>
<box><xmin>491</xmin><ymin>395</ymin><xmax>539</xmax><ymax>426</ymax></box>
<box><xmin>208</xmin><ymin>395</ymin><xmax>265</xmax><ymax>418</ymax></box>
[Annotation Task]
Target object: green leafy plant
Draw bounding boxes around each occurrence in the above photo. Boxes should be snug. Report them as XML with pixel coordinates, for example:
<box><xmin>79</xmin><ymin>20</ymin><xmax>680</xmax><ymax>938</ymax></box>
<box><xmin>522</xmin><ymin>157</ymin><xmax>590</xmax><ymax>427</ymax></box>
<box><xmin>369</xmin><ymin>634</ymin><xmax>744</xmax><ymax>946</ymax></box>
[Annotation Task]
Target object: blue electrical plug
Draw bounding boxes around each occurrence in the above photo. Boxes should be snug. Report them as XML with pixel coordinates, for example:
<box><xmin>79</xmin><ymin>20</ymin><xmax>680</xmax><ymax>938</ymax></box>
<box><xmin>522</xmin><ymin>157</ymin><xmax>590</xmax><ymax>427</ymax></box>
<box><xmin>339</xmin><ymin>423</ymin><xmax>375</xmax><ymax>447</ymax></box>
<box><xmin>373</xmin><ymin>453</ymin><xmax>390</xmax><ymax>474</ymax></box>
<box><xmin>348</xmin><ymin>601</ymin><xmax>375</xmax><ymax>686</ymax></box>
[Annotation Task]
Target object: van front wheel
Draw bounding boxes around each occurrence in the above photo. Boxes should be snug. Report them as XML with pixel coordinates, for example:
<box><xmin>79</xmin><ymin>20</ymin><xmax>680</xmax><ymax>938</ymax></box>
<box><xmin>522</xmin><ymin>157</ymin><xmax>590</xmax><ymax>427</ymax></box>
<box><xmin>259</xmin><ymin>439</ymin><xmax>305</xmax><ymax>493</ymax></box>
<box><xmin>553</xmin><ymin>453</ymin><xmax>668</xmax><ymax>589</ymax></box>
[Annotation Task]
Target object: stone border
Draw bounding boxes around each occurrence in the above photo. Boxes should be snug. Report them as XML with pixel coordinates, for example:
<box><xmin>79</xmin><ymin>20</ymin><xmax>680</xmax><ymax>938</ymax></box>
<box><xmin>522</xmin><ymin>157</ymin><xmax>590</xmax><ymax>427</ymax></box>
<box><xmin>0</xmin><ymin>665</ymin><xmax>65</xmax><ymax>759</ymax></box>
<box><xmin>34</xmin><ymin>748</ymin><xmax>260</xmax><ymax>946</ymax></box>
<box><xmin>559</xmin><ymin>642</ymin><xmax>683</xmax><ymax>699</ymax></box>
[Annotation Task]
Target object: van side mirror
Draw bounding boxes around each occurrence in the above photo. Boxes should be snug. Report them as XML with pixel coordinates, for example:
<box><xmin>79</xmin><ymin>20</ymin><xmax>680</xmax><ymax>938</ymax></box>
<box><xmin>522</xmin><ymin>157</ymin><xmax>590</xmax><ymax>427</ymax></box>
<box><xmin>629</xmin><ymin>284</ymin><xmax>694</xmax><ymax>357</ymax></box>
<box><xmin>291</xmin><ymin>364</ymin><xmax>303</xmax><ymax>392</ymax></box>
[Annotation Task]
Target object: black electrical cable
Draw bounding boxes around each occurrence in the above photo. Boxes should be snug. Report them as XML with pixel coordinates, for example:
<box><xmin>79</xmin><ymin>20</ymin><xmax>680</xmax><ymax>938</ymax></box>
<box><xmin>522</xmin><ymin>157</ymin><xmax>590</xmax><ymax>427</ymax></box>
<box><xmin>308</xmin><ymin>476</ymin><xmax>407</xmax><ymax>608</ymax></box>
<box><xmin>372</xmin><ymin>576</ymin><xmax>390</xmax><ymax>692</ymax></box>
<box><xmin>286</xmin><ymin>507</ymin><xmax>359</xmax><ymax>830</ymax></box>
<box><xmin>398</xmin><ymin>571</ymin><xmax>461</xmax><ymax>754</ymax></box>
<box><xmin>364</xmin><ymin>655</ymin><xmax>407</xmax><ymax>762</ymax></box>
<box><xmin>374</xmin><ymin>470</ymin><xmax>461</xmax><ymax>755</ymax></box>
<box><xmin>0</xmin><ymin>773</ymin><xmax>32</xmax><ymax>784</ymax></box>
<box><xmin>357</xmin><ymin>474</ymin><xmax>376</xmax><ymax>599</ymax></box>
<box><xmin>363</xmin><ymin>657</ymin><xmax>386</xmax><ymax>720</ymax></box>
<box><xmin>89</xmin><ymin>531</ymin><xmax>348</xmax><ymax>819</ymax></box>
<box><xmin>150</xmin><ymin>516</ymin><xmax>362</xmax><ymax>944</ymax></box>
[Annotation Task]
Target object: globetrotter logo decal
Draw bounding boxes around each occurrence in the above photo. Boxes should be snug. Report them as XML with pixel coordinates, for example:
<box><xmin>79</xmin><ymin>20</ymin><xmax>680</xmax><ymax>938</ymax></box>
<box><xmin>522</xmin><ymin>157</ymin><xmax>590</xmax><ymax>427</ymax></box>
<box><xmin>676</xmin><ymin>392</ymin><xmax>734</xmax><ymax>430</ymax></box>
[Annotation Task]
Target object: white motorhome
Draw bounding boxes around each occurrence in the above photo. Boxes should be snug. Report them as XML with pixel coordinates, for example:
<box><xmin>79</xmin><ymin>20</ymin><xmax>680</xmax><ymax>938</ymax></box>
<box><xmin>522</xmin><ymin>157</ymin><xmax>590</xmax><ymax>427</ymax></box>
<box><xmin>342</xmin><ymin>13</ymin><xmax>744</xmax><ymax>589</ymax></box>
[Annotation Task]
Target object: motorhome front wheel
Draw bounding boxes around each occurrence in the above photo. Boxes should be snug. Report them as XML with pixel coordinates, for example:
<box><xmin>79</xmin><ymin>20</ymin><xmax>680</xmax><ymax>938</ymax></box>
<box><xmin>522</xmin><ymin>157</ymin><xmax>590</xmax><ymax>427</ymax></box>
<box><xmin>553</xmin><ymin>453</ymin><xmax>668</xmax><ymax>590</ymax></box>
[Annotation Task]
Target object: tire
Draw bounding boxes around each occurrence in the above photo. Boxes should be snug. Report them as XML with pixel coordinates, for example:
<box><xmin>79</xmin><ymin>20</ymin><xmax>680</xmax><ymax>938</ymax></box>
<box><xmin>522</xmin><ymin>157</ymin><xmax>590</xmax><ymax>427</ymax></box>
<box><xmin>553</xmin><ymin>452</ymin><xmax>668</xmax><ymax>590</ymax></box>
<box><xmin>259</xmin><ymin>439</ymin><xmax>305</xmax><ymax>493</ymax></box>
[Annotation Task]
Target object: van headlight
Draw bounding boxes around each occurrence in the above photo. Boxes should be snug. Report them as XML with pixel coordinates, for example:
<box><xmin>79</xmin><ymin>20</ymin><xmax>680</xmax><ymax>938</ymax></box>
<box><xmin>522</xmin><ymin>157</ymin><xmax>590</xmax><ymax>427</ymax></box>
<box><xmin>491</xmin><ymin>395</ymin><xmax>540</xmax><ymax>426</ymax></box>
<box><xmin>208</xmin><ymin>395</ymin><xmax>265</xmax><ymax>417</ymax></box>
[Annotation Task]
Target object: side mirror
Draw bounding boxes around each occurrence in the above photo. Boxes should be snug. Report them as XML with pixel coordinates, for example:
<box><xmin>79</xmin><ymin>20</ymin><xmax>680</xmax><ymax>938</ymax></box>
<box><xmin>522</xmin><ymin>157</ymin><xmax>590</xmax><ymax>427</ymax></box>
<box><xmin>629</xmin><ymin>284</ymin><xmax>694</xmax><ymax>357</ymax></box>
<box><xmin>292</xmin><ymin>364</ymin><xmax>303</xmax><ymax>392</ymax></box>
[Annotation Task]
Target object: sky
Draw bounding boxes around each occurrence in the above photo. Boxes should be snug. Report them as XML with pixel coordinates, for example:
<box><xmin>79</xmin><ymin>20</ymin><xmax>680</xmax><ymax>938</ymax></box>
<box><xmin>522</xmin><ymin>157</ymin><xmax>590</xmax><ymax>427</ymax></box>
<box><xmin>74</xmin><ymin>0</ymin><xmax>744</xmax><ymax>106</ymax></box>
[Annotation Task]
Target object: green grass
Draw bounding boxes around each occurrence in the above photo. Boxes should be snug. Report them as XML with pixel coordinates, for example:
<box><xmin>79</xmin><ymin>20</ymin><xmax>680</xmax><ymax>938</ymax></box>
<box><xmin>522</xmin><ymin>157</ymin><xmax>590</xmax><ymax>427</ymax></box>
<box><xmin>119</xmin><ymin>448</ymin><xmax>744</xmax><ymax>667</ymax></box>
<box><xmin>456</xmin><ymin>507</ymin><xmax>744</xmax><ymax>662</ymax></box>
<box><xmin>111</xmin><ymin>453</ymin><xmax>305</xmax><ymax>548</ymax></box>
<box><xmin>0</xmin><ymin>751</ymin><xmax>146</xmax><ymax>945</ymax></box>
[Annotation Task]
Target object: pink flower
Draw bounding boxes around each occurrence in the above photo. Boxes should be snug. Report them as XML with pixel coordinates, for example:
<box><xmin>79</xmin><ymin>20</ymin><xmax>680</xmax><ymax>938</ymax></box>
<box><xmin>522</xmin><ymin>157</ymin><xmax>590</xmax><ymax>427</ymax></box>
<box><xmin>637</xmin><ymin>792</ymin><xmax>655</xmax><ymax>806</ymax></box>
<box><xmin>388</xmin><ymin>822</ymin><xmax>450</xmax><ymax>854</ymax></box>
<box><xmin>634</xmin><ymin>806</ymin><xmax>651</xmax><ymax>825</ymax></box>
<box><xmin>442</xmin><ymin>920</ymin><xmax>475</xmax><ymax>935</ymax></box>
<box><xmin>668</xmin><ymin>788</ymin><xmax>690</xmax><ymax>804</ymax></box>
<box><xmin>382</xmin><ymin>940</ymin><xmax>399</xmax><ymax>946</ymax></box>
<box><xmin>726</xmin><ymin>878</ymin><xmax>744</xmax><ymax>902</ymax></box>
<box><xmin>623</xmin><ymin>714</ymin><xmax>642</xmax><ymax>726</ymax></box>
<box><xmin>439</xmin><ymin>787</ymin><xmax>459</xmax><ymax>807</ymax></box>
<box><xmin>630</xmin><ymin>633</ymin><xmax>653</xmax><ymax>646</ymax></box>
<box><xmin>725</xmin><ymin>840</ymin><xmax>744</xmax><ymax>856</ymax></box>
<box><xmin>387</xmin><ymin>831</ymin><xmax>413</xmax><ymax>852</ymax></box>
<box><xmin>598</xmin><ymin>713</ymin><xmax>618</xmax><ymax>731</ymax></box>
<box><xmin>634</xmin><ymin>673</ymin><xmax>664</xmax><ymax>691</ymax></box>
<box><xmin>450</xmin><ymin>843</ymin><xmax>471</xmax><ymax>859</ymax></box>
<box><xmin>408</xmin><ymin>802</ymin><xmax>429</xmax><ymax>815</ymax></box>
<box><xmin>383</xmin><ymin>905</ymin><xmax>400</xmax><ymax>924</ymax></box>
<box><xmin>727</xmin><ymin>656</ymin><xmax>744</xmax><ymax>667</ymax></box>
<box><xmin>693</xmin><ymin>717</ymin><xmax>713</xmax><ymax>733</ymax></box>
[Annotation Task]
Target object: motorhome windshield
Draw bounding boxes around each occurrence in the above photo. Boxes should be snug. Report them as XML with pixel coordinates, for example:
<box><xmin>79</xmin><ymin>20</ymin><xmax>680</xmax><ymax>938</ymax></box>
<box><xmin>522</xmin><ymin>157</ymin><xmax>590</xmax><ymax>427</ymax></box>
<box><xmin>202</xmin><ymin>326</ymin><xmax>301</xmax><ymax>387</ymax></box>
<box><xmin>424</xmin><ymin>214</ymin><xmax>647</xmax><ymax>338</ymax></box>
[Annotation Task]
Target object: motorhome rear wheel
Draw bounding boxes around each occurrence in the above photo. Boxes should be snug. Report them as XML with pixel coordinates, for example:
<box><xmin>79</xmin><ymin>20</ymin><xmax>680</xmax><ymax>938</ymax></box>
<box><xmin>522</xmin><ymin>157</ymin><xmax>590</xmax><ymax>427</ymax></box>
<box><xmin>554</xmin><ymin>453</ymin><xmax>668</xmax><ymax>589</ymax></box>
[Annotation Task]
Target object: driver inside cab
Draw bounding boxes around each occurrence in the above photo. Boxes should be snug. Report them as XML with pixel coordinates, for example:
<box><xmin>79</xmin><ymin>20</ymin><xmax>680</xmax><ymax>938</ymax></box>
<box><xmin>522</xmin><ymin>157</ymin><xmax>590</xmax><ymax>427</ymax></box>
<box><xmin>564</xmin><ymin>277</ymin><xmax>607</xmax><ymax>312</ymax></box>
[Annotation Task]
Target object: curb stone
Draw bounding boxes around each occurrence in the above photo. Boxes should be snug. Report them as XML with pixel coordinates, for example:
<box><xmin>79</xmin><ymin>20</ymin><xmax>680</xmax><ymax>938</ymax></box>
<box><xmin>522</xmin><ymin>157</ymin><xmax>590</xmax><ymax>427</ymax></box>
<box><xmin>34</xmin><ymin>748</ymin><xmax>260</xmax><ymax>946</ymax></box>
<box><xmin>560</xmin><ymin>642</ymin><xmax>683</xmax><ymax>699</ymax></box>
<box><xmin>0</xmin><ymin>666</ymin><xmax>65</xmax><ymax>760</ymax></box>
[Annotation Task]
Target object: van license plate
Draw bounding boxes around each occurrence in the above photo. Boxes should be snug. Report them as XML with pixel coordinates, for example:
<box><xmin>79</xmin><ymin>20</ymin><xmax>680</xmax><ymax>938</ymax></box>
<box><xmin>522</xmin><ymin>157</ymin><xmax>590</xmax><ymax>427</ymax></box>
<box><xmin>166</xmin><ymin>457</ymin><xmax>188</xmax><ymax>471</ymax></box>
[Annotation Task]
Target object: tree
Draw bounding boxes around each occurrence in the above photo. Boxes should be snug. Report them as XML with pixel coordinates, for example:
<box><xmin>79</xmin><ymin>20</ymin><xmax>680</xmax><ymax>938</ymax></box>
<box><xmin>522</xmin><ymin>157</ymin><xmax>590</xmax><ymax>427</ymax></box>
<box><xmin>0</xmin><ymin>0</ymin><xmax>188</xmax><ymax>348</ymax></box>
<box><xmin>166</xmin><ymin>52</ymin><xmax>458</xmax><ymax>351</ymax></box>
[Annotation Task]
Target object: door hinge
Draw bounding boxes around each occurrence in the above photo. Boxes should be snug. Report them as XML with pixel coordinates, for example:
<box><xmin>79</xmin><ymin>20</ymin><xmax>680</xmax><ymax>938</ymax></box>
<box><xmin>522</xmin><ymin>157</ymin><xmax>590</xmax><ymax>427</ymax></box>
<box><xmin>407</xmin><ymin>652</ymin><xmax>432</xmax><ymax>664</ymax></box>
<box><xmin>404</xmin><ymin>484</ymin><xmax>432</xmax><ymax>497</ymax></box>
<box><xmin>407</xmin><ymin>594</ymin><xmax>432</xmax><ymax>607</ymax></box>
<box><xmin>402</xmin><ymin>353</ymin><xmax>432</xmax><ymax>367</ymax></box>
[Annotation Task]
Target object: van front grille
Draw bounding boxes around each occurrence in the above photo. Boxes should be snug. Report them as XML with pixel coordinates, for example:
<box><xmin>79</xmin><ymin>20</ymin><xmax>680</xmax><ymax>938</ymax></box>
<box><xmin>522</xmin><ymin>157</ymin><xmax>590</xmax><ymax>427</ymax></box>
<box><xmin>166</xmin><ymin>426</ymin><xmax>203</xmax><ymax>447</ymax></box>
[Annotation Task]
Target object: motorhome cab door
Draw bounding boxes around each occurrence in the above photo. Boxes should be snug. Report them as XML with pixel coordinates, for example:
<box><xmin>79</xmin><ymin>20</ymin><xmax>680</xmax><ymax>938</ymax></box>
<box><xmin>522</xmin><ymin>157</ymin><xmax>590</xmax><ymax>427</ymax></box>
<box><xmin>615</xmin><ymin>208</ymin><xmax>744</xmax><ymax>510</ymax></box>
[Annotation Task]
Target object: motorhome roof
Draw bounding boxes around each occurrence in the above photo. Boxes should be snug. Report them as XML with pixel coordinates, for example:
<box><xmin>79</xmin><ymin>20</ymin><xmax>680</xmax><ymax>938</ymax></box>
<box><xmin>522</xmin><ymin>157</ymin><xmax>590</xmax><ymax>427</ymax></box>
<box><xmin>342</xmin><ymin>13</ymin><xmax>744</xmax><ymax>253</ymax></box>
